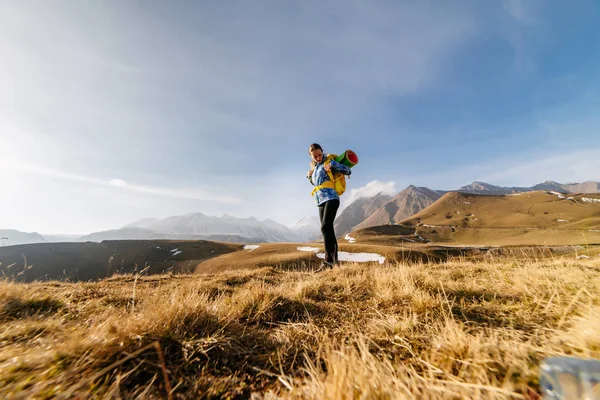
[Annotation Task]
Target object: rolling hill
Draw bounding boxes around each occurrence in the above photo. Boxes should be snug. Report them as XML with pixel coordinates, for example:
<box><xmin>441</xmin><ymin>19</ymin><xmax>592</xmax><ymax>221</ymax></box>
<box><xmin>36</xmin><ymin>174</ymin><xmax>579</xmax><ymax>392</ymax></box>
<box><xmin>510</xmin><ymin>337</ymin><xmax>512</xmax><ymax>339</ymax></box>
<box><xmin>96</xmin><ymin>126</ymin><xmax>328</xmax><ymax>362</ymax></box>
<box><xmin>398</xmin><ymin>191</ymin><xmax>600</xmax><ymax>245</ymax></box>
<box><xmin>0</xmin><ymin>230</ymin><xmax>46</xmax><ymax>246</ymax></box>
<box><xmin>334</xmin><ymin>180</ymin><xmax>600</xmax><ymax>234</ymax></box>
<box><xmin>0</xmin><ymin>240</ymin><xmax>240</xmax><ymax>282</ymax></box>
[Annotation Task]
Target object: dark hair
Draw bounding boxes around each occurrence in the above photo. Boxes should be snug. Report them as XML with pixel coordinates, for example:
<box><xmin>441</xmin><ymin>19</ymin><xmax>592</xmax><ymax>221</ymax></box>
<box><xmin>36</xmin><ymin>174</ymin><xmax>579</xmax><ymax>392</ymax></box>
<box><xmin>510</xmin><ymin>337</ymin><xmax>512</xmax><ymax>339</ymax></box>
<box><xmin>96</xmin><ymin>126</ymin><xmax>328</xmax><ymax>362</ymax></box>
<box><xmin>308</xmin><ymin>143</ymin><xmax>323</xmax><ymax>154</ymax></box>
<box><xmin>308</xmin><ymin>143</ymin><xmax>323</xmax><ymax>168</ymax></box>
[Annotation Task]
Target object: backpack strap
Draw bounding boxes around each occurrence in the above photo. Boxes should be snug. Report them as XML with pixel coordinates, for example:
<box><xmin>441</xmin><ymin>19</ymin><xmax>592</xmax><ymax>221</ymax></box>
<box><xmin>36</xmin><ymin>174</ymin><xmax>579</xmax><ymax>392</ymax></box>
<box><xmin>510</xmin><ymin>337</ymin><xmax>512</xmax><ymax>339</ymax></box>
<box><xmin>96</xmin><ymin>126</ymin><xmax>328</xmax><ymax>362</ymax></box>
<box><xmin>310</xmin><ymin>157</ymin><xmax>337</xmax><ymax>196</ymax></box>
<box><xmin>311</xmin><ymin>180</ymin><xmax>335</xmax><ymax>196</ymax></box>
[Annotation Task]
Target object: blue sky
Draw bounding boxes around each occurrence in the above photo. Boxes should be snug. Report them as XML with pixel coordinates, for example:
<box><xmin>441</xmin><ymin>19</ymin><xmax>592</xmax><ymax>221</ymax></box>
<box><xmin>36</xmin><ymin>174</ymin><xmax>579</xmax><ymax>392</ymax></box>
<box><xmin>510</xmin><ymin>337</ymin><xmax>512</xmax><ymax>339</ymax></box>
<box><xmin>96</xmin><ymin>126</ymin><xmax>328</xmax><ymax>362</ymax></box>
<box><xmin>1</xmin><ymin>1</ymin><xmax>599</xmax><ymax>234</ymax></box>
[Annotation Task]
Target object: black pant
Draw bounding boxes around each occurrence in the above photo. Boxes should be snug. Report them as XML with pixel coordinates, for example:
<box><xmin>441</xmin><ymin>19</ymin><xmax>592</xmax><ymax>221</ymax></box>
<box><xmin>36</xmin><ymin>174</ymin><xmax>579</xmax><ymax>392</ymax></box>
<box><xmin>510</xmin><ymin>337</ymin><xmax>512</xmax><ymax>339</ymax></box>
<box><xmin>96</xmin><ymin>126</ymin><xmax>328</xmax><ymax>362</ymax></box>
<box><xmin>318</xmin><ymin>199</ymin><xmax>340</xmax><ymax>263</ymax></box>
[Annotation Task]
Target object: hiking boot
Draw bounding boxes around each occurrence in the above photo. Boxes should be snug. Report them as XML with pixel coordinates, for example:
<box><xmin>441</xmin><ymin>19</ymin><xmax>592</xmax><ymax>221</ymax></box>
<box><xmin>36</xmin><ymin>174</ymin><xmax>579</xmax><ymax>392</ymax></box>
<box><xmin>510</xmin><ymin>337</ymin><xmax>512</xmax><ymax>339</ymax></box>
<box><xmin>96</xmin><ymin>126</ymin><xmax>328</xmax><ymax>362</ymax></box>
<box><xmin>313</xmin><ymin>261</ymin><xmax>334</xmax><ymax>273</ymax></box>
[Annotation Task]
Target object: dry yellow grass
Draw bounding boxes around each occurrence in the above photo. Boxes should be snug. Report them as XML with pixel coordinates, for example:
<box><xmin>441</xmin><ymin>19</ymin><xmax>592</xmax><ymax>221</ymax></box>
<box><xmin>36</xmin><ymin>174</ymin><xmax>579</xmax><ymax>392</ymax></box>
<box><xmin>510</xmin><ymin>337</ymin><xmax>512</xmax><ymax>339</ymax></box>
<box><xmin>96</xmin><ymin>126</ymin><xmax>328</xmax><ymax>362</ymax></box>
<box><xmin>194</xmin><ymin>242</ymin><xmax>459</xmax><ymax>274</ymax></box>
<box><xmin>1</xmin><ymin>256</ymin><xmax>599</xmax><ymax>398</ymax></box>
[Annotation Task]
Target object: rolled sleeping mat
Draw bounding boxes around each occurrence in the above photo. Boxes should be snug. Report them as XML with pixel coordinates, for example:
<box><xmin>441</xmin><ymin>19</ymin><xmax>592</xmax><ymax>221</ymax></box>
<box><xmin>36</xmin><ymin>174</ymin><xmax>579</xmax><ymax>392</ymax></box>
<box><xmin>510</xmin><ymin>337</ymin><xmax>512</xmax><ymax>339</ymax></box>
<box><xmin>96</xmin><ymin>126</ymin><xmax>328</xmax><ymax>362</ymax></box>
<box><xmin>335</xmin><ymin>150</ymin><xmax>359</xmax><ymax>168</ymax></box>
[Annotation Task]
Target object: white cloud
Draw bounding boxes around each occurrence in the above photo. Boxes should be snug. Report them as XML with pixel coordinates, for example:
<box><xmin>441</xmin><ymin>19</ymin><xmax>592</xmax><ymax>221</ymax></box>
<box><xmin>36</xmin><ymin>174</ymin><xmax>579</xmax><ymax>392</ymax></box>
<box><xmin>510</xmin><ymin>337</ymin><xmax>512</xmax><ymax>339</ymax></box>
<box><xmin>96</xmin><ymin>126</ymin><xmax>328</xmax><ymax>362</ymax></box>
<box><xmin>108</xmin><ymin>179</ymin><xmax>127</xmax><ymax>187</ymax></box>
<box><xmin>342</xmin><ymin>180</ymin><xmax>397</xmax><ymax>208</ymax></box>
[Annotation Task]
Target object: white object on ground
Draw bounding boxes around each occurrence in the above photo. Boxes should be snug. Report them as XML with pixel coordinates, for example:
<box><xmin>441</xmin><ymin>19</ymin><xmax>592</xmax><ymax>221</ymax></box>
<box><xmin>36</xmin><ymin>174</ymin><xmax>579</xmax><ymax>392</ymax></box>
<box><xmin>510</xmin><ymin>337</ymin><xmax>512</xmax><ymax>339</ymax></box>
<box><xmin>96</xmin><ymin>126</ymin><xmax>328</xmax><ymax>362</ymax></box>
<box><xmin>550</xmin><ymin>191</ymin><xmax>565</xmax><ymax>199</ymax></box>
<box><xmin>296</xmin><ymin>247</ymin><xmax>386</xmax><ymax>264</ymax></box>
<box><xmin>243</xmin><ymin>245</ymin><xmax>260</xmax><ymax>251</ymax></box>
<box><xmin>576</xmin><ymin>255</ymin><xmax>590</xmax><ymax>259</ymax></box>
<box><xmin>170</xmin><ymin>248</ymin><xmax>179</xmax><ymax>252</ymax></box>
<box><xmin>556</xmin><ymin>219</ymin><xmax>569</xmax><ymax>222</ymax></box>
<box><xmin>297</xmin><ymin>246</ymin><xmax>320</xmax><ymax>252</ymax></box>
<box><xmin>582</xmin><ymin>198</ymin><xmax>600</xmax><ymax>203</ymax></box>
<box><xmin>172</xmin><ymin>251</ymin><xmax>182</xmax><ymax>256</ymax></box>
<box><xmin>344</xmin><ymin>234</ymin><xmax>356</xmax><ymax>243</ymax></box>
<box><xmin>315</xmin><ymin>251</ymin><xmax>386</xmax><ymax>264</ymax></box>
<box><xmin>507</xmin><ymin>193</ymin><xmax>522</xmax><ymax>196</ymax></box>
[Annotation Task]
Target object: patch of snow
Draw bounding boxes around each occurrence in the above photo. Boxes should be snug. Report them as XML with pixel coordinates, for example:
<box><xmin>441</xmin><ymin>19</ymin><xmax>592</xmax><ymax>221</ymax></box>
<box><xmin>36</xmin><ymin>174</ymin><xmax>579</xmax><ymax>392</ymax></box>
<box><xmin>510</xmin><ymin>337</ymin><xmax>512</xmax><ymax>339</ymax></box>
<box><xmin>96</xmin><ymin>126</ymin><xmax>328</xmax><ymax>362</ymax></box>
<box><xmin>297</xmin><ymin>247</ymin><xmax>320</xmax><ymax>252</ymax></box>
<box><xmin>464</xmin><ymin>202</ymin><xmax>471</xmax><ymax>205</ymax></box>
<box><xmin>243</xmin><ymin>245</ymin><xmax>260</xmax><ymax>251</ymax></box>
<box><xmin>402</xmin><ymin>238</ymin><xmax>416</xmax><ymax>242</ymax></box>
<box><xmin>582</xmin><ymin>198</ymin><xmax>600</xmax><ymax>203</ymax></box>
<box><xmin>316</xmin><ymin>251</ymin><xmax>386</xmax><ymax>264</ymax></box>
<box><xmin>576</xmin><ymin>255</ymin><xmax>590</xmax><ymax>259</ymax></box>
<box><xmin>172</xmin><ymin>251</ymin><xmax>182</xmax><ymax>256</ymax></box>
<box><xmin>549</xmin><ymin>191</ymin><xmax>565</xmax><ymax>199</ymax></box>
<box><xmin>567</xmin><ymin>197</ymin><xmax>574</xmax><ymax>200</ymax></box>
<box><xmin>297</xmin><ymin>247</ymin><xmax>386</xmax><ymax>264</ymax></box>
<box><xmin>556</xmin><ymin>219</ymin><xmax>569</xmax><ymax>222</ymax></box>
<box><xmin>170</xmin><ymin>248</ymin><xmax>179</xmax><ymax>252</ymax></box>
<box><xmin>507</xmin><ymin>193</ymin><xmax>522</xmax><ymax>196</ymax></box>
<box><xmin>156</xmin><ymin>246</ymin><xmax>161</xmax><ymax>249</ymax></box>
<box><xmin>344</xmin><ymin>234</ymin><xmax>356</xmax><ymax>243</ymax></box>
<box><xmin>422</xmin><ymin>224</ymin><xmax>438</xmax><ymax>228</ymax></box>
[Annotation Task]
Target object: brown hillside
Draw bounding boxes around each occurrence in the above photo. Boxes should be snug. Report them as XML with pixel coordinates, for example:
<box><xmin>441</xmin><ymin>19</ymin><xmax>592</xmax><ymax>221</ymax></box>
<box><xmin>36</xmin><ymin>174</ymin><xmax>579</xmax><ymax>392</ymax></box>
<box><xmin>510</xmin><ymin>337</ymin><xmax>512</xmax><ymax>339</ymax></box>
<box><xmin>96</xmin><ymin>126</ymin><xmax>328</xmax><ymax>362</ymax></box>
<box><xmin>194</xmin><ymin>241</ymin><xmax>467</xmax><ymax>273</ymax></box>
<box><xmin>400</xmin><ymin>191</ymin><xmax>600</xmax><ymax>245</ymax></box>
<box><xmin>347</xmin><ymin>224</ymin><xmax>429</xmax><ymax>246</ymax></box>
<box><xmin>334</xmin><ymin>192</ymin><xmax>392</xmax><ymax>236</ymax></box>
<box><xmin>0</xmin><ymin>240</ymin><xmax>240</xmax><ymax>282</ymax></box>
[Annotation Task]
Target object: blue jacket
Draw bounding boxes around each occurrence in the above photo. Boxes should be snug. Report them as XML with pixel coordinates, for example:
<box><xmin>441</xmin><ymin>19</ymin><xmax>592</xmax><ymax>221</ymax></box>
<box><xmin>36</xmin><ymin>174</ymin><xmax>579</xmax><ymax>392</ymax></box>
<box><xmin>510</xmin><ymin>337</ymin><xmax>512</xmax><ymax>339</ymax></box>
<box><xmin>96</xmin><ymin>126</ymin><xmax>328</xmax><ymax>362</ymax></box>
<box><xmin>309</xmin><ymin>154</ymin><xmax>352</xmax><ymax>206</ymax></box>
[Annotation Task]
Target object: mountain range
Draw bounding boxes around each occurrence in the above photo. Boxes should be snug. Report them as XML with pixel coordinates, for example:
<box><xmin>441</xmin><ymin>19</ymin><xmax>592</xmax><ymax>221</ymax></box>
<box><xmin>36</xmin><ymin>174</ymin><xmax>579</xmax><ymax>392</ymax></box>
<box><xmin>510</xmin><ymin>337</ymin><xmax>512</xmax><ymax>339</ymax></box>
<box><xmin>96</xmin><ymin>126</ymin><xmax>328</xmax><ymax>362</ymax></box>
<box><xmin>457</xmin><ymin>180</ymin><xmax>600</xmax><ymax>195</ymax></box>
<box><xmin>2</xmin><ymin>180</ymin><xmax>598</xmax><ymax>245</ymax></box>
<box><xmin>79</xmin><ymin>213</ymin><xmax>299</xmax><ymax>243</ymax></box>
<box><xmin>334</xmin><ymin>180</ymin><xmax>600</xmax><ymax>236</ymax></box>
<box><xmin>0</xmin><ymin>230</ymin><xmax>46</xmax><ymax>246</ymax></box>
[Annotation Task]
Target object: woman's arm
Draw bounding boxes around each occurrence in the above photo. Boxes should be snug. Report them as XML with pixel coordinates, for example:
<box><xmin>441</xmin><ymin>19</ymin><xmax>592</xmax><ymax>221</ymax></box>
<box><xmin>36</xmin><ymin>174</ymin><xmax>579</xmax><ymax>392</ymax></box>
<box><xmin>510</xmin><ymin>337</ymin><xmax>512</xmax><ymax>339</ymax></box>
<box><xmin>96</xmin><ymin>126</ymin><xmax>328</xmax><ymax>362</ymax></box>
<box><xmin>307</xmin><ymin>169</ymin><xmax>315</xmax><ymax>185</ymax></box>
<box><xmin>328</xmin><ymin>160</ymin><xmax>352</xmax><ymax>176</ymax></box>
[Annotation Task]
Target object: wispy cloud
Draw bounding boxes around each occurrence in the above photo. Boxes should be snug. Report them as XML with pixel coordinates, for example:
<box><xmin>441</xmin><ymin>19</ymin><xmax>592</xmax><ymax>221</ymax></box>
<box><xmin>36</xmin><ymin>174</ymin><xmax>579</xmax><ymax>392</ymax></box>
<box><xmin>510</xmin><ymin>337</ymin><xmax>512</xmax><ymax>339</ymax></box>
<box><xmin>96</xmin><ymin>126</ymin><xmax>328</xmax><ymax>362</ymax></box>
<box><xmin>0</xmin><ymin>1</ymin><xmax>481</xmax><ymax>171</ymax></box>
<box><xmin>1</xmin><ymin>1</ymin><xmax>598</xmax><ymax>233</ymax></box>
<box><xmin>478</xmin><ymin>148</ymin><xmax>600</xmax><ymax>186</ymax></box>
<box><xmin>2</xmin><ymin>159</ymin><xmax>241</xmax><ymax>203</ymax></box>
<box><xmin>410</xmin><ymin>147</ymin><xmax>600</xmax><ymax>191</ymax></box>
<box><xmin>503</xmin><ymin>0</ymin><xmax>539</xmax><ymax>25</ymax></box>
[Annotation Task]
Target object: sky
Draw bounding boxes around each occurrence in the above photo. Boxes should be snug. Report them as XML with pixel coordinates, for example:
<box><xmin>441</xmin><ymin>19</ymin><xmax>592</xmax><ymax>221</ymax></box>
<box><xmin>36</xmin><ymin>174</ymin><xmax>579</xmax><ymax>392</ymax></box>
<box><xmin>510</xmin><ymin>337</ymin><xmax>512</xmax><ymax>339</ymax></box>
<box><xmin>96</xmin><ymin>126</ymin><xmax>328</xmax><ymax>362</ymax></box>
<box><xmin>1</xmin><ymin>0</ymin><xmax>600</xmax><ymax>234</ymax></box>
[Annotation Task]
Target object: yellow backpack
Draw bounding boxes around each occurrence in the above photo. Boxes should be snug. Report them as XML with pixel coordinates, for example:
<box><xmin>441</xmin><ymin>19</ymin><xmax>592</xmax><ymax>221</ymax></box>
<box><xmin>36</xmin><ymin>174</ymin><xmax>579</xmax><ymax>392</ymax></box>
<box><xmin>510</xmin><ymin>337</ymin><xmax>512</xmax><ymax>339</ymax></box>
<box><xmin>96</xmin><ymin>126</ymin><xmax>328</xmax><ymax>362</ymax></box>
<box><xmin>311</xmin><ymin>154</ymin><xmax>347</xmax><ymax>197</ymax></box>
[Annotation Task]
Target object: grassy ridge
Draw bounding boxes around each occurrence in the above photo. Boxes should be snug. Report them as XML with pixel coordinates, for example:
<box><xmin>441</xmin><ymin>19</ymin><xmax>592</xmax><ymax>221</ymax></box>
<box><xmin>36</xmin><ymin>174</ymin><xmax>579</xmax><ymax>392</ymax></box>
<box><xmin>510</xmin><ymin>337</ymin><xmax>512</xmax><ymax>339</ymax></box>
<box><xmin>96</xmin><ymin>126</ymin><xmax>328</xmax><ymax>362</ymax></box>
<box><xmin>1</xmin><ymin>257</ymin><xmax>599</xmax><ymax>398</ymax></box>
<box><xmin>399</xmin><ymin>191</ymin><xmax>600</xmax><ymax>245</ymax></box>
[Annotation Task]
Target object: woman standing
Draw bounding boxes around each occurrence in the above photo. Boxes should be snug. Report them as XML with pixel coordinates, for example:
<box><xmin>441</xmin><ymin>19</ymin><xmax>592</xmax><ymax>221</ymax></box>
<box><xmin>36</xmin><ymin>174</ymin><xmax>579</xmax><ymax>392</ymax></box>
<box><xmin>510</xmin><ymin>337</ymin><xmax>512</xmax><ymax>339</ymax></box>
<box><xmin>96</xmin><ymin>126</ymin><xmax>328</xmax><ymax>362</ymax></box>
<box><xmin>307</xmin><ymin>143</ymin><xmax>352</xmax><ymax>271</ymax></box>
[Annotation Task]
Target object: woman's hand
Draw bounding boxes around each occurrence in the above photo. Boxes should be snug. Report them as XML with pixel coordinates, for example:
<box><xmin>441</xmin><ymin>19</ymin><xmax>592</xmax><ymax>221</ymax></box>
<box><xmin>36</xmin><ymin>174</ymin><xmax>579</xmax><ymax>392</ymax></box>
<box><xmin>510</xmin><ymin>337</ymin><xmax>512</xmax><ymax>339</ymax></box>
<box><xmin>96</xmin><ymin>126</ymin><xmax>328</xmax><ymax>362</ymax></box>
<box><xmin>307</xmin><ymin>169</ymin><xmax>314</xmax><ymax>178</ymax></box>
<box><xmin>324</xmin><ymin>164</ymin><xmax>332</xmax><ymax>172</ymax></box>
